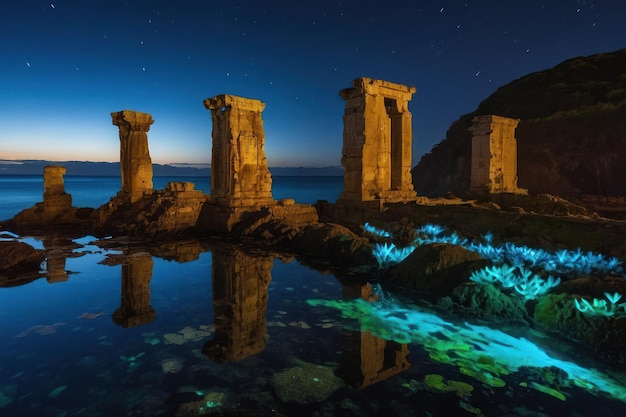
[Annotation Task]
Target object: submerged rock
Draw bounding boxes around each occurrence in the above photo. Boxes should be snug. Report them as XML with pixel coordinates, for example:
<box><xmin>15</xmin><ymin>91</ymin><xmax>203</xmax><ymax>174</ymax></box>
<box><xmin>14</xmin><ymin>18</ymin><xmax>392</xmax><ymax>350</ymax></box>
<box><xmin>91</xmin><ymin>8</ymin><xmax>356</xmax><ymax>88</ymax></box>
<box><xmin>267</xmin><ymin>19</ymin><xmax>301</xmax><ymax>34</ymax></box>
<box><xmin>270</xmin><ymin>361</ymin><xmax>344</xmax><ymax>404</ymax></box>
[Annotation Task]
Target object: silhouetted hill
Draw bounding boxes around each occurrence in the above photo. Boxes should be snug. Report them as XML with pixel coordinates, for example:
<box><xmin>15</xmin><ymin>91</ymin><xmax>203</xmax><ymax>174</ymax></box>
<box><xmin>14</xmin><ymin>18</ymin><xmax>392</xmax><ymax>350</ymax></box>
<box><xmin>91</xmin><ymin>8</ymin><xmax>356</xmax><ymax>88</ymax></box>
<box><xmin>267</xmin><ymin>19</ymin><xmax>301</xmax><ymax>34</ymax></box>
<box><xmin>412</xmin><ymin>48</ymin><xmax>626</xmax><ymax>198</ymax></box>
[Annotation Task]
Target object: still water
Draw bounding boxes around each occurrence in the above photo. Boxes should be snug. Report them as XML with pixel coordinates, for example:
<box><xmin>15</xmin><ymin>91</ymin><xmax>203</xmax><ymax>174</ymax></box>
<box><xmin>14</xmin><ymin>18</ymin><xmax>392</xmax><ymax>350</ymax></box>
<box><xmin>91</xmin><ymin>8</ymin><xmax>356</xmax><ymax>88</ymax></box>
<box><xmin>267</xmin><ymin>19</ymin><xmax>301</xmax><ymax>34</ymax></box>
<box><xmin>1</xmin><ymin>176</ymin><xmax>626</xmax><ymax>416</ymax></box>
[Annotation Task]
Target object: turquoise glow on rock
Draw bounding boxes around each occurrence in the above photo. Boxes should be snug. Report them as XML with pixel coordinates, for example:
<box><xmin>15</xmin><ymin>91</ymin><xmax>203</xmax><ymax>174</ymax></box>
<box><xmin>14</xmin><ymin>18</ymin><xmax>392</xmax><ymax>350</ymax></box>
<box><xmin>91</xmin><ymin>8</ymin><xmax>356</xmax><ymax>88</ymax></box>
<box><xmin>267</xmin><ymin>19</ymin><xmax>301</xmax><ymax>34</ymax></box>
<box><xmin>308</xmin><ymin>295</ymin><xmax>626</xmax><ymax>403</ymax></box>
<box><xmin>363</xmin><ymin>222</ymin><xmax>392</xmax><ymax>238</ymax></box>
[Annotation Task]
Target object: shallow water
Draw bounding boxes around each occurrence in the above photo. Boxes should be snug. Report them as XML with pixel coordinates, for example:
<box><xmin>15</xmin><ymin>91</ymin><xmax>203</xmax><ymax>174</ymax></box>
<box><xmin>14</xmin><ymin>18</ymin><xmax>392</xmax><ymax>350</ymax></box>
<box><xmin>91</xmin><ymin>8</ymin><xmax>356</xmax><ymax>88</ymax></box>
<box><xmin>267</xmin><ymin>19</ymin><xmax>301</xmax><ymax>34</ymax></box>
<box><xmin>2</xmin><ymin>176</ymin><xmax>626</xmax><ymax>416</ymax></box>
<box><xmin>1</xmin><ymin>236</ymin><xmax>626</xmax><ymax>416</ymax></box>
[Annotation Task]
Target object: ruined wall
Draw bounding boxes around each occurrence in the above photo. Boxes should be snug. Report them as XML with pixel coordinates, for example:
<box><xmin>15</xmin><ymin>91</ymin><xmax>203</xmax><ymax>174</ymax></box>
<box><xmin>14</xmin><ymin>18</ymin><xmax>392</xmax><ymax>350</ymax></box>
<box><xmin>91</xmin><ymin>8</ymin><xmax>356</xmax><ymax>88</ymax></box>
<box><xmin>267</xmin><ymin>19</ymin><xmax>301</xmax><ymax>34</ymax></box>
<box><xmin>204</xmin><ymin>94</ymin><xmax>273</xmax><ymax>207</ymax></box>
<box><xmin>339</xmin><ymin>77</ymin><xmax>417</xmax><ymax>203</ymax></box>
<box><xmin>111</xmin><ymin>110</ymin><xmax>154</xmax><ymax>203</ymax></box>
<box><xmin>469</xmin><ymin>115</ymin><xmax>522</xmax><ymax>195</ymax></box>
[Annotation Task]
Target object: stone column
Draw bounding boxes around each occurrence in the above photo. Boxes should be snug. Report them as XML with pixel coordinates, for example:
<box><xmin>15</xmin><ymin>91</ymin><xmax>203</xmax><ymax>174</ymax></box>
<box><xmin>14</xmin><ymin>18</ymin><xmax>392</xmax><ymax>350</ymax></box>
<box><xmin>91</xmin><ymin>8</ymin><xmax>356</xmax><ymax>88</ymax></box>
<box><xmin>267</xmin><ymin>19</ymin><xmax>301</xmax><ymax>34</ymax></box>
<box><xmin>203</xmin><ymin>249</ymin><xmax>272</xmax><ymax>362</ymax></box>
<box><xmin>112</xmin><ymin>252</ymin><xmax>156</xmax><ymax>328</ymax></box>
<box><xmin>111</xmin><ymin>110</ymin><xmax>154</xmax><ymax>203</ymax></box>
<box><xmin>204</xmin><ymin>94</ymin><xmax>273</xmax><ymax>207</ymax></box>
<box><xmin>339</xmin><ymin>77</ymin><xmax>417</xmax><ymax>203</ymax></box>
<box><xmin>469</xmin><ymin>115</ymin><xmax>521</xmax><ymax>195</ymax></box>
<box><xmin>43</xmin><ymin>165</ymin><xmax>72</xmax><ymax>214</ymax></box>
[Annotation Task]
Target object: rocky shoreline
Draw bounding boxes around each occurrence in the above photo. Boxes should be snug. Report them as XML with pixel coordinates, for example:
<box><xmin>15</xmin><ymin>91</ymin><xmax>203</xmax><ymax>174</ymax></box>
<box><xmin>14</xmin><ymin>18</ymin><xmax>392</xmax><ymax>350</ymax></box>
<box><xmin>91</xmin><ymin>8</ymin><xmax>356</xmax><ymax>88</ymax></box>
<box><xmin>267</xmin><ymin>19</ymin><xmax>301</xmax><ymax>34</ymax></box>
<box><xmin>2</xmin><ymin>190</ymin><xmax>626</xmax><ymax>372</ymax></box>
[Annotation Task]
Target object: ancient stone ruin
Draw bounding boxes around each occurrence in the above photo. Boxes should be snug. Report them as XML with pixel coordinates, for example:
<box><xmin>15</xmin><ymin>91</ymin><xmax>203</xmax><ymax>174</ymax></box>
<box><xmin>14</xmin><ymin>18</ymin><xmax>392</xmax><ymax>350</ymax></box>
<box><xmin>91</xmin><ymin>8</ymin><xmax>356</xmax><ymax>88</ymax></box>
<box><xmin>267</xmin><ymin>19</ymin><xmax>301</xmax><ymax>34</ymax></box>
<box><xmin>469</xmin><ymin>115</ymin><xmax>523</xmax><ymax>195</ymax></box>
<box><xmin>339</xmin><ymin>77</ymin><xmax>417</xmax><ymax>204</ymax></box>
<box><xmin>204</xmin><ymin>94</ymin><xmax>274</xmax><ymax>207</ymax></box>
<box><xmin>111</xmin><ymin>110</ymin><xmax>154</xmax><ymax>203</ymax></box>
<box><xmin>43</xmin><ymin>165</ymin><xmax>72</xmax><ymax>216</ymax></box>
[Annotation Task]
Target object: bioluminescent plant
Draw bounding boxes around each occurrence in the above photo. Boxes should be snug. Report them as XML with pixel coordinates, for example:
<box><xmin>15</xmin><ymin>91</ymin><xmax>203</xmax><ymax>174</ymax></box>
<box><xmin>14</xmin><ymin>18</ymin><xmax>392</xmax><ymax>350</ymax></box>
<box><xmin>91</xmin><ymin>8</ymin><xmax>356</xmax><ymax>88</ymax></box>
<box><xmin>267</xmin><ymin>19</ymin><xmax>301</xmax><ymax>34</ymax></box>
<box><xmin>574</xmin><ymin>292</ymin><xmax>626</xmax><ymax>317</ymax></box>
<box><xmin>365</xmin><ymin>222</ymin><xmax>624</xmax><ymax>278</ymax></box>
<box><xmin>514</xmin><ymin>274</ymin><xmax>561</xmax><ymax>301</ymax></box>
<box><xmin>469</xmin><ymin>263</ymin><xmax>518</xmax><ymax>287</ymax></box>
<box><xmin>373</xmin><ymin>242</ymin><xmax>415</xmax><ymax>269</ymax></box>
<box><xmin>363</xmin><ymin>222</ymin><xmax>392</xmax><ymax>238</ymax></box>
<box><xmin>307</xmin><ymin>294</ymin><xmax>626</xmax><ymax>403</ymax></box>
<box><xmin>470</xmin><ymin>264</ymin><xmax>560</xmax><ymax>300</ymax></box>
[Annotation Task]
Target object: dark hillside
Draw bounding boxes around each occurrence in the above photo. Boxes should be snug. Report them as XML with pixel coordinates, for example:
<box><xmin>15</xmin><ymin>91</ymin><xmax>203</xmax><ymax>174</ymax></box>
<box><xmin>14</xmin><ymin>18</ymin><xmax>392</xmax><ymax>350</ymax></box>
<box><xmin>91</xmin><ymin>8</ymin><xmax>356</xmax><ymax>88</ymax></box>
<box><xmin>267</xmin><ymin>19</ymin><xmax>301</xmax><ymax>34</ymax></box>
<box><xmin>412</xmin><ymin>48</ymin><xmax>626</xmax><ymax>198</ymax></box>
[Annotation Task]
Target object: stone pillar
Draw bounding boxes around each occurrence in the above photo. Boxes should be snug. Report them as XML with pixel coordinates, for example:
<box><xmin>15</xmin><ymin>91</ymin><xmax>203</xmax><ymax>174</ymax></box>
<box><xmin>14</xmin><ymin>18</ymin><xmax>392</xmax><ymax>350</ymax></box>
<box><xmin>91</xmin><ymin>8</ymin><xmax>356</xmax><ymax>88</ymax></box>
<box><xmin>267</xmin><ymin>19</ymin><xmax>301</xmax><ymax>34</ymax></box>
<box><xmin>203</xmin><ymin>249</ymin><xmax>272</xmax><ymax>362</ymax></box>
<box><xmin>204</xmin><ymin>94</ymin><xmax>273</xmax><ymax>207</ymax></box>
<box><xmin>111</xmin><ymin>110</ymin><xmax>154</xmax><ymax>203</ymax></box>
<box><xmin>43</xmin><ymin>165</ymin><xmax>72</xmax><ymax>214</ymax></box>
<box><xmin>339</xmin><ymin>77</ymin><xmax>417</xmax><ymax>203</ymax></box>
<box><xmin>112</xmin><ymin>252</ymin><xmax>156</xmax><ymax>328</ymax></box>
<box><xmin>336</xmin><ymin>283</ymin><xmax>410</xmax><ymax>388</ymax></box>
<box><xmin>469</xmin><ymin>115</ymin><xmax>521</xmax><ymax>195</ymax></box>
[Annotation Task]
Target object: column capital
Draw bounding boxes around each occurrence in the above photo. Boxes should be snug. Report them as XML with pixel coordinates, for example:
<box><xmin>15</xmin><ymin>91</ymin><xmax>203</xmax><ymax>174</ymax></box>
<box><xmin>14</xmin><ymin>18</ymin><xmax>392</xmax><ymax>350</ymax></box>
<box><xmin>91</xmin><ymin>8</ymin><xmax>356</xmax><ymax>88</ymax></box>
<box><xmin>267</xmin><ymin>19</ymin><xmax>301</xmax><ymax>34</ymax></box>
<box><xmin>111</xmin><ymin>110</ymin><xmax>154</xmax><ymax>132</ymax></box>
<box><xmin>340</xmin><ymin>77</ymin><xmax>416</xmax><ymax>101</ymax></box>
<box><xmin>204</xmin><ymin>94</ymin><xmax>266</xmax><ymax>113</ymax></box>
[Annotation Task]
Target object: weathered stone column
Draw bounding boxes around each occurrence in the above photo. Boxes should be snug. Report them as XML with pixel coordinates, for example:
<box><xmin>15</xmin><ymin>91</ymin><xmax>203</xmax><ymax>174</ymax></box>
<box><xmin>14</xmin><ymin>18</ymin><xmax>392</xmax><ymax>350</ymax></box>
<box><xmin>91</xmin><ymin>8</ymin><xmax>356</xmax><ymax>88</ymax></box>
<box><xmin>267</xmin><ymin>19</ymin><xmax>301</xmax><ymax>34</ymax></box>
<box><xmin>339</xmin><ymin>77</ymin><xmax>417</xmax><ymax>203</ymax></box>
<box><xmin>112</xmin><ymin>252</ymin><xmax>156</xmax><ymax>328</ymax></box>
<box><xmin>111</xmin><ymin>110</ymin><xmax>154</xmax><ymax>203</ymax></box>
<box><xmin>469</xmin><ymin>115</ymin><xmax>521</xmax><ymax>195</ymax></box>
<box><xmin>203</xmin><ymin>249</ymin><xmax>272</xmax><ymax>362</ymax></box>
<box><xmin>43</xmin><ymin>165</ymin><xmax>72</xmax><ymax>214</ymax></box>
<box><xmin>204</xmin><ymin>94</ymin><xmax>273</xmax><ymax>207</ymax></box>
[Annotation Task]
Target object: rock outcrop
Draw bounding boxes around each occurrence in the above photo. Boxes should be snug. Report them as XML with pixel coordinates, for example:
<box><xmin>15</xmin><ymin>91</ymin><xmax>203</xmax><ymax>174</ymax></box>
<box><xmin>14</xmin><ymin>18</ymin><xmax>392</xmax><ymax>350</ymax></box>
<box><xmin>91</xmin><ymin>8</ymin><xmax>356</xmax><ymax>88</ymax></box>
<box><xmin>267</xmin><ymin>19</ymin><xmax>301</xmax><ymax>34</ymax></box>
<box><xmin>0</xmin><ymin>240</ymin><xmax>46</xmax><ymax>286</ymax></box>
<box><xmin>412</xmin><ymin>48</ymin><xmax>626</xmax><ymax>201</ymax></box>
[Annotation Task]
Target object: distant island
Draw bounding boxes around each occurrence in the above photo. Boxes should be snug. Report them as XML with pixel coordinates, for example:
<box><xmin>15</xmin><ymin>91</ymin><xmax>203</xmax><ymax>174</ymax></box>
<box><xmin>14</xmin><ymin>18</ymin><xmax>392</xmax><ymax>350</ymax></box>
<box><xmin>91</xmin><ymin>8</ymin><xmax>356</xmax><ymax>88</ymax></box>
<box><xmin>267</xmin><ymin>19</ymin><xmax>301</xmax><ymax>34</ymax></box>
<box><xmin>0</xmin><ymin>159</ymin><xmax>344</xmax><ymax>177</ymax></box>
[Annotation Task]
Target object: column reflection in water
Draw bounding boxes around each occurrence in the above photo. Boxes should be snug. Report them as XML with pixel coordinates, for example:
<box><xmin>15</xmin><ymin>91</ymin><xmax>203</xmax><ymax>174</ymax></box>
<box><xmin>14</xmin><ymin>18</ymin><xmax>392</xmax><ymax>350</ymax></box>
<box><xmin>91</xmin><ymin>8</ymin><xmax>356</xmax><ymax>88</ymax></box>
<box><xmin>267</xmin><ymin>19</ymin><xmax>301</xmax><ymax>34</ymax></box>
<box><xmin>203</xmin><ymin>249</ymin><xmax>273</xmax><ymax>363</ymax></box>
<box><xmin>112</xmin><ymin>252</ymin><xmax>157</xmax><ymax>328</ymax></box>
<box><xmin>42</xmin><ymin>237</ymin><xmax>69</xmax><ymax>283</ymax></box>
<box><xmin>336</xmin><ymin>282</ymin><xmax>410</xmax><ymax>388</ymax></box>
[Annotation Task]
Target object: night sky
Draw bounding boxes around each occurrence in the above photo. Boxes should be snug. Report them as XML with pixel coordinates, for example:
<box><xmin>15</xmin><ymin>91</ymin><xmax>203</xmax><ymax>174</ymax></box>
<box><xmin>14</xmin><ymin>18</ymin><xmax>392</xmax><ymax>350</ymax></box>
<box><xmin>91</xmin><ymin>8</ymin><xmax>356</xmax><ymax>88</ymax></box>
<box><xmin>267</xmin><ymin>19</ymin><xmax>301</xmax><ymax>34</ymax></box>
<box><xmin>1</xmin><ymin>1</ymin><xmax>625</xmax><ymax>167</ymax></box>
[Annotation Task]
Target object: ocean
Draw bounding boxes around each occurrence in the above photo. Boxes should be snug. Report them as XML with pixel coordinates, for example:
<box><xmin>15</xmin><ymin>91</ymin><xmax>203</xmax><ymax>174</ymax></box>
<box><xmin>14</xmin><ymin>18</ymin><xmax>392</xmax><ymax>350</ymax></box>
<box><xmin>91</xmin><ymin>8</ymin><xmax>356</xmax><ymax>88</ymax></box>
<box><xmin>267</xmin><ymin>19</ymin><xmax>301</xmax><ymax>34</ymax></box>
<box><xmin>1</xmin><ymin>175</ymin><xmax>626</xmax><ymax>416</ymax></box>
<box><xmin>0</xmin><ymin>175</ymin><xmax>344</xmax><ymax>222</ymax></box>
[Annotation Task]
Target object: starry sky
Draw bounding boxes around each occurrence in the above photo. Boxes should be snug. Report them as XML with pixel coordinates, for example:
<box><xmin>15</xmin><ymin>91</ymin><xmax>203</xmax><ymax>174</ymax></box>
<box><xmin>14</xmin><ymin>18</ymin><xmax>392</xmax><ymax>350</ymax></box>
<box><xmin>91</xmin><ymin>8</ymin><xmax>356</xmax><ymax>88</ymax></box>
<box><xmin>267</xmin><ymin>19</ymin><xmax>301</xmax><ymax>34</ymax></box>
<box><xmin>1</xmin><ymin>1</ymin><xmax>625</xmax><ymax>167</ymax></box>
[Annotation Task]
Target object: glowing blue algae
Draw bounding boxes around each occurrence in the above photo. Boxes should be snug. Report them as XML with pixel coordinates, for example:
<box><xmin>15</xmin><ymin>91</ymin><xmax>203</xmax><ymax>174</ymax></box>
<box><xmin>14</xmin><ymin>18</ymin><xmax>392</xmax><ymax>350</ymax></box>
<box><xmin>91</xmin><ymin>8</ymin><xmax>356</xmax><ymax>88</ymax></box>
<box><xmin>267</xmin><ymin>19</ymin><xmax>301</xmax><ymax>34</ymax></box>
<box><xmin>308</xmin><ymin>295</ymin><xmax>626</xmax><ymax>403</ymax></box>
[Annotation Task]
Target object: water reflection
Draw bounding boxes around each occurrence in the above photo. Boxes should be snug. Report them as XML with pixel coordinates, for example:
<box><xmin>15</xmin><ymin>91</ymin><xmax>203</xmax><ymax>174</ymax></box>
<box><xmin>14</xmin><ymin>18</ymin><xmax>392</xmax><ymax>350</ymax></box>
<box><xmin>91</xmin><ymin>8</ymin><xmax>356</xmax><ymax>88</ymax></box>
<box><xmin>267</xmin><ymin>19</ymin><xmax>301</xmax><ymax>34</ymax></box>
<box><xmin>42</xmin><ymin>238</ymin><xmax>69</xmax><ymax>283</ymax></box>
<box><xmin>337</xmin><ymin>282</ymin><xmax>410</xmax><ymax>388</ymax></box>
<box><xmin>203</xmin><ymin>248</ymin><xmax>272</xmax><ymax>362</ymax></box>
<box><xmin>111</xmin><ymin>252</ymin><xmax>157</xmax><ymax>328</ymax></box>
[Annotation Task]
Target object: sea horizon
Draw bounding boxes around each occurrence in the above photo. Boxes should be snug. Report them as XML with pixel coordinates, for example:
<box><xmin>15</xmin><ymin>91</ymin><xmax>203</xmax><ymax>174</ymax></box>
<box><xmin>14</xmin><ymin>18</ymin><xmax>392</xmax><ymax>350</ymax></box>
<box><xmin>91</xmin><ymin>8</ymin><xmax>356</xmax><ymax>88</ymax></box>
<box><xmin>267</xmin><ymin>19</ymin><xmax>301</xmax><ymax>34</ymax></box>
<box><xmin>0</xmin><ymin>175</ymin><xmax>344</xmax><ymax>222</ymax></box>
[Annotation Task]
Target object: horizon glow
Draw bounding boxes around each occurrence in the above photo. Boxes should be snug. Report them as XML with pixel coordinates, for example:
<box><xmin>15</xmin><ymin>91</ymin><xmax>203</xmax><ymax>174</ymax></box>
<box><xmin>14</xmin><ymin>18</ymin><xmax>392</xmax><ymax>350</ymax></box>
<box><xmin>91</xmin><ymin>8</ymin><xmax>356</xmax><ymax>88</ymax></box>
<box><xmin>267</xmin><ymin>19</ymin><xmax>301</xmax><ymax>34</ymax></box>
<box><xmin>2</xmin><ymin>2</ymin><xmax>625</xmax><ymax>165</ymax></box>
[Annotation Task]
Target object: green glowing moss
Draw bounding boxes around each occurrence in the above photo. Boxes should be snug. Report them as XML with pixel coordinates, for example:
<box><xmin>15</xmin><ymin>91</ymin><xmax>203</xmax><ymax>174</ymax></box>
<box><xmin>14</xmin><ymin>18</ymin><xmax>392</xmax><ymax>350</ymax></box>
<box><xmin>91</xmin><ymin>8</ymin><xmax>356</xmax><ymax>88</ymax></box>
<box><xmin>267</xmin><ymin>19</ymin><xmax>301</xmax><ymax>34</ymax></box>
<box><xmin>424</xmin><ymin>374</ymin><xmax>447</xmax><ymax>391</ymax></box>
<box><xmin>424</xmin><ymin>375</ymin><xmax>474</xmax><ymax>399</ymax></box>
<box><xmin>530</xmin><ymin>382</ymin><xmax>567</xmax><ymax>401</ymax></box>
<box><xmin>447</xmin><ymin>380</ymin><xmax>474</xmax><ymax>399</ymax></box>
<box><xmin>428</xmin><ymin>350</ymin><xmax>453</xmax><ymax>364</ymax></box>
<box><xmin>459</xmin><ymin>367</ymin><xmax>506</xmax><ymax>388</ymax></box>
<box><xmin>459</xmin><ymin>400</ymin><xmax>482</xmax><ymax>415</ymax></box>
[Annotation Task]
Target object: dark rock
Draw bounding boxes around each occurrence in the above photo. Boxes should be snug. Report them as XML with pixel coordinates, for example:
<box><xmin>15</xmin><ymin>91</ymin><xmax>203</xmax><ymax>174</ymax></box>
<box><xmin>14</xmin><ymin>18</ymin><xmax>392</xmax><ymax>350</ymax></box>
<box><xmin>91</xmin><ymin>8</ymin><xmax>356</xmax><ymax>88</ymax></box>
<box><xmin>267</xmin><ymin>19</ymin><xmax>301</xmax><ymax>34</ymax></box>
<box><xmin>446</xmin><ymin>283</ymin><xmax>529</xmax><ymax>323</ymax></box>
<box><xmin>387</xmin><ymin>243</ymin><xmax>485</xmax><ymax>294</ymax></box>
<box><xmin>0</xmin><ymin>241</ymin><xmax>46</xmax><ymax>284</ymax></box>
